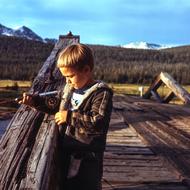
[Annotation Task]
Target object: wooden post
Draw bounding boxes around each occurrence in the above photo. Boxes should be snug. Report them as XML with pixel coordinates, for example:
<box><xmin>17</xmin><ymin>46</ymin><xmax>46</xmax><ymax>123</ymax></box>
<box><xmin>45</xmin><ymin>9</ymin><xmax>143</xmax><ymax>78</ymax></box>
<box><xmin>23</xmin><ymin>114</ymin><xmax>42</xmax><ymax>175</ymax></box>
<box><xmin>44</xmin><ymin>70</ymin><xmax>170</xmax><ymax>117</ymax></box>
<box><xmin>0</xmin><ymin>32</ymin><xmax>80</xmax><ymax>190</ymax></box>
<box><xmin>138</xmin><ymin>86</ymin><xmax>144</xmax><ymax>97</ymax></box>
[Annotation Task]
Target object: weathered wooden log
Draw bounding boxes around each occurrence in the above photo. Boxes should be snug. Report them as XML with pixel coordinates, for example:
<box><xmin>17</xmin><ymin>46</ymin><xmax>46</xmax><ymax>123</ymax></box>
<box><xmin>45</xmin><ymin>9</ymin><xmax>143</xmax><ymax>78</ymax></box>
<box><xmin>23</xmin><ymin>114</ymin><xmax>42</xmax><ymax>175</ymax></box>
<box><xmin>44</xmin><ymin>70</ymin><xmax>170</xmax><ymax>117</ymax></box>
<box><xmin>0</xmin><ymin>32</ymin><xmax>80</xmax><ymax>190</ymax></box>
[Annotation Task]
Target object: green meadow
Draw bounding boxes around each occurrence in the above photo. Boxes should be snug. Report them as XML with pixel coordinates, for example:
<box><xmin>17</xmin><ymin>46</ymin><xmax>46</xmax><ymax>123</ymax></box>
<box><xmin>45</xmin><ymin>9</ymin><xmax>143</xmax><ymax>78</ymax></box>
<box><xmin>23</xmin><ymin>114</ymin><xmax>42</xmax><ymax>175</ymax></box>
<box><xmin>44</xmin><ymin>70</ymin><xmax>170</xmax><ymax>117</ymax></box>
<box><xmin>0</xmin><ymin>80</ymin><xmax>190</xmax><ymax>105</ymax></box>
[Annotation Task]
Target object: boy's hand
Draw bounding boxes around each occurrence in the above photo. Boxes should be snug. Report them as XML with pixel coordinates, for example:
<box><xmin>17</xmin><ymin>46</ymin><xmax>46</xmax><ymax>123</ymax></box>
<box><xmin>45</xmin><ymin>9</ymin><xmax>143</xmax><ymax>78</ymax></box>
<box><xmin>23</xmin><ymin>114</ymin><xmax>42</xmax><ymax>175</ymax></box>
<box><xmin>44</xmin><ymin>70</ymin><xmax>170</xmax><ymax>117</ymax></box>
<box><xmin>55</xmin><ymin>111</ymin><xmax>68</xmax><ymax>125</ymax></box>
<box><xmin>18</xmin><ymin>93</ymin><xmax>35</xmax><ymax>107</ymax></box>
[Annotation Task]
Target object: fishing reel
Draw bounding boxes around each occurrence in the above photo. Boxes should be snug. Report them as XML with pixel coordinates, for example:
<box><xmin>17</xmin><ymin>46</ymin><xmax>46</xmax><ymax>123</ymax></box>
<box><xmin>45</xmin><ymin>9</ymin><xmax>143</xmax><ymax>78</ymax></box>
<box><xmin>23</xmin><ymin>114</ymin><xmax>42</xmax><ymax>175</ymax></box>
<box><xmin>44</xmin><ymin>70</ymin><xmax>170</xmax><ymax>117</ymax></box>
<box><xmin>45</xmin><ymin>96</ymin><xmax>60</xmax><ymax>109</ymax></box>
<box><xmin>15</xmin><ymin>90</ymin><xmax>62</xmax><ymax>110</ymax></box>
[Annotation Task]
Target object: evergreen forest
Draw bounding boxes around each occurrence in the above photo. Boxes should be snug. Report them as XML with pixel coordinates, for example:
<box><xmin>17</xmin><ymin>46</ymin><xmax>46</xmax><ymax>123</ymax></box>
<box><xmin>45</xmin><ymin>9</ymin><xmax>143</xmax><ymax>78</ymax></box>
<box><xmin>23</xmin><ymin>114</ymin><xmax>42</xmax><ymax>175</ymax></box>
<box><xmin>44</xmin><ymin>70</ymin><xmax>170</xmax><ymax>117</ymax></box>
<box><xmin>0</xmin><ymin>36</ymin><xmax>190</xmax><ymax>84</ymax></box>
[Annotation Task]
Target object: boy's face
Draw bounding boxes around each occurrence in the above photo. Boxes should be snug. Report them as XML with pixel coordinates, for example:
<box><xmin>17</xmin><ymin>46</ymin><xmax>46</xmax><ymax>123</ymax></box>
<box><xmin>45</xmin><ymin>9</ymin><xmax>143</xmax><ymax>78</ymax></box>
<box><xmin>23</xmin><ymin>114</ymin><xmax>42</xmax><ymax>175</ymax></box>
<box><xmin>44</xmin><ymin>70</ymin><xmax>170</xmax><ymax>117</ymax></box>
<box><xmin>59</xmin><ymin>66</ymin><xmax>93</xmax><ymax>89</ymax></box>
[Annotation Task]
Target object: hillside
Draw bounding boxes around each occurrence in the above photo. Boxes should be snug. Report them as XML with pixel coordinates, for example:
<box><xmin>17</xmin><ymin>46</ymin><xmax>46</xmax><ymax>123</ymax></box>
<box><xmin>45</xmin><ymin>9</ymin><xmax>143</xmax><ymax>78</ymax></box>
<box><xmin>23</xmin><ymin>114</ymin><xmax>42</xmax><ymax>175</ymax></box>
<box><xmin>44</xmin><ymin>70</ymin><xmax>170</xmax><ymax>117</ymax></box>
<box><xmin>90</xmin><ymin>45</ymin><xmax>190</xmax><ymax>84</ymax></box>
<box><xmin>0</xmin><ymin>36</ymin><xmax>53</xmax><ymax>80</ymax></box>
<box><xmin>0</xmin><ymin>36</ymin><xmax>190</xmax><ymax>84</ymax></box>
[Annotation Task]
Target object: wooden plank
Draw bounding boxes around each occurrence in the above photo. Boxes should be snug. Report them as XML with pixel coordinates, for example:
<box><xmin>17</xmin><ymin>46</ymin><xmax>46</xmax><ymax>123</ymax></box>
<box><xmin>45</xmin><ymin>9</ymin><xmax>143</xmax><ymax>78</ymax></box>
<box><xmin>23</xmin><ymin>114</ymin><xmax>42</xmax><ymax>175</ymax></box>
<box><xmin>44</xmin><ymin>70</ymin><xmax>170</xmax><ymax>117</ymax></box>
<box><xmin>143</xmin><ymin>75</ymin><xmax>163</xmax><ymax>99</ymax></box>
<box><xmin>150</xmin><ymin>90</ymin><xmax>163</xmax><ymax>103</ymax></box>
<box><xmin>102</xmin><ymin>181</ymin><xmax>189</xmax><ymax>190</ymax></box>
<box><xmin>104</xmin><ymin>159</ymin><xmax>165</xmax><ymax>167</ymax></box>
<box><xmin>130</xmin><ymin>122</ymin><xmax>190</xmax><ymax>175</ymax></box>
<box><xmin>147</xmin><ymin>120</ymin><xmax>190</xmax><ymax>149</ymax></box>
<box><xmin>163</xmin><ymin>91</ymin><xmax>175</xmax><ymax>103</ymax></box>
<box><xmin>103</xmin><ymin>106</ymin><xmax>186</xmax><ymax>188</ymax></box>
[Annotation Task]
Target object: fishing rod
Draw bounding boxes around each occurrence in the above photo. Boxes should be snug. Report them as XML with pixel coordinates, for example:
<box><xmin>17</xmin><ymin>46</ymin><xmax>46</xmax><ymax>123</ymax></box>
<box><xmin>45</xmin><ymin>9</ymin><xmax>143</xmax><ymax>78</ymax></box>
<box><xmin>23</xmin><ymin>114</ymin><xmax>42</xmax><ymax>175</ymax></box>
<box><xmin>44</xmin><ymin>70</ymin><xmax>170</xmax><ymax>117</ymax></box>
<box><xmin>0</xmin><ymin>90</ymin><xmax>61</xmax><ymax>109</ymax></box>
<box><xmin>14</xmin><ymin>90</ymin><xmax>60</xmax><ymax>102</ymax></box>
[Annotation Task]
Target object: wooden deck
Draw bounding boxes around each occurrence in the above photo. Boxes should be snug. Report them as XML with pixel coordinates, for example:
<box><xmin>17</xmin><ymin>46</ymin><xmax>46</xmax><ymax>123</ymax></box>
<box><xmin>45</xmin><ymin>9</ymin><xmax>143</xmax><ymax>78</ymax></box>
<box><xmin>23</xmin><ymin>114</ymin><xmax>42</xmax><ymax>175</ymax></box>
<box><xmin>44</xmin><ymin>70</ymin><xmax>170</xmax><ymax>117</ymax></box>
<box><xmin>102</xmin><ymin>94</ymin><xmax>190</xmax><ymax>190</ymax></box>
<box><xmin>1</xmin><ymin>94</ymin><xmax>190</xmax><ymax>189</ymax></box>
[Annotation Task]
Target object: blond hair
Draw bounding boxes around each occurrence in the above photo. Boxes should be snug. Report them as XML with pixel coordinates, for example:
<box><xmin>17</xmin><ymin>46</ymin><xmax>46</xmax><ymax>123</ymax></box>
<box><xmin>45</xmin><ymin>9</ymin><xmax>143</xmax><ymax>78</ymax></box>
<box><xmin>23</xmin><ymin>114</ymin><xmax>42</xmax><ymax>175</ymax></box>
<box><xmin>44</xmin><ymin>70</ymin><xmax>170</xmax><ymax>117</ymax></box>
<box><xmin>57</xmin><ymin>43</ymin><xmax>94</xmax><ymax>71</ymax></box>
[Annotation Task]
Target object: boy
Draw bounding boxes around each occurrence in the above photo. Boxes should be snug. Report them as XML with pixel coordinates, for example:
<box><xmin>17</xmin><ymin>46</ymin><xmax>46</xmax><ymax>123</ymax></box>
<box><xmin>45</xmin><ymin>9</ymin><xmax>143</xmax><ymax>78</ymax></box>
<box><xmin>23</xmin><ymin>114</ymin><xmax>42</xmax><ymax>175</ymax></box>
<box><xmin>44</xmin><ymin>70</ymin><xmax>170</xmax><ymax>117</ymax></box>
<box><xmin>20</xmin><ymin>43</ymin><xmax>113</xmax><ymax>190</ymax></box>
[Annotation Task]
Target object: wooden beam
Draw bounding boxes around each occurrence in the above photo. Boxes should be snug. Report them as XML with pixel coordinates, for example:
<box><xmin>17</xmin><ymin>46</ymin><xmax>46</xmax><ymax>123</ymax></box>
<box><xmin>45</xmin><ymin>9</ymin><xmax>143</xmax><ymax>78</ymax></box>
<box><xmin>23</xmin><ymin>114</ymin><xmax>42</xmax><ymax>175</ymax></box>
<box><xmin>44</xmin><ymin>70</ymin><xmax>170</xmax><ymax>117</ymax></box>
<box><xmin>163</xmin><ymin>91</ymin><xmax>175</xmax><ymax>103</ymax></box>
<box><xmin>143</xmin><ymin>76</ymin><xmax>163</xmax><ymax>99</ymax></box>
<box><xmin>160</xmin><ymin>72</ymin><xmax>190</xmax><ymax>104</ymax></box>
<box><xmin>150</xmin><ymin>90</ymin><xmax>163</xmax><ymax>103</ymax></box>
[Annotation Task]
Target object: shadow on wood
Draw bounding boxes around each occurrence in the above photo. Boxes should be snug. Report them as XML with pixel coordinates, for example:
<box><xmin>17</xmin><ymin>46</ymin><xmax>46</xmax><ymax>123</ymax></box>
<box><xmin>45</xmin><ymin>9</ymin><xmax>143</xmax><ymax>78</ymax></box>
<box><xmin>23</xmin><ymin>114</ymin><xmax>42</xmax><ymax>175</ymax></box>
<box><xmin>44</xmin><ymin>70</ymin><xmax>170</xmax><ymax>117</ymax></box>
<box><xmin>103</xmin><ymin>94</ymin><xmax>190</xmax><ymax>190</ymax></box>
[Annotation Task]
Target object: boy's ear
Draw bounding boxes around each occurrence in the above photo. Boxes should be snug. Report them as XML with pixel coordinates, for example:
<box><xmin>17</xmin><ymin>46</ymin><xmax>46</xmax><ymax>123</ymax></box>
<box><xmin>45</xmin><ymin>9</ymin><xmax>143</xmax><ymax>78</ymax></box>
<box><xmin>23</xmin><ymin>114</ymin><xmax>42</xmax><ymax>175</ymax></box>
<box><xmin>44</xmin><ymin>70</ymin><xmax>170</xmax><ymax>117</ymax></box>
<box><xmin>83</xmin><ymin>65</ymin><xmax>91</xmax><ymax>73</ymax></box>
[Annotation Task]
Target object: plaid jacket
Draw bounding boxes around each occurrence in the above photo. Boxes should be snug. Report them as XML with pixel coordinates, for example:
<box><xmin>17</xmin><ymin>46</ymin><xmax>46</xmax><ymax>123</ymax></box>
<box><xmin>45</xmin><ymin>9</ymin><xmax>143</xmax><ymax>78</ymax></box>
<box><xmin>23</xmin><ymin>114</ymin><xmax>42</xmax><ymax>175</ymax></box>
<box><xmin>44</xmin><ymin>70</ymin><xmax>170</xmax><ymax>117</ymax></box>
<box><xmin>34</xmin><ymin>81</ymin><xmax>113</xmax><ymax>184</ymax></box>
<box><xmin>35</xmin><ymin>81</ymin><xmax>113</xmax><ymax>152</ymax></box>
<box><xmin>61</xmin><ymin>81</ymin><xmax>113</xmax><ymax>152</ymax></box>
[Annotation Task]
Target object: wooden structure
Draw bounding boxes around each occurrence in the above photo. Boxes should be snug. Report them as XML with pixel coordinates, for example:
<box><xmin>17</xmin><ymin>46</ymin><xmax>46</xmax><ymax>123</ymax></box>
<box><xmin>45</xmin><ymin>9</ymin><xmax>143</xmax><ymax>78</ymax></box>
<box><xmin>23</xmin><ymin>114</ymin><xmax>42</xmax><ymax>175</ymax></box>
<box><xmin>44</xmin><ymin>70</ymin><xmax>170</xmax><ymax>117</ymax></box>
<box><xmin>143</xmin><ymin>72</ymin><xmax>190</xmax><ymax>104</ymax></box>
<box><xmin>103</xmin><ymin>94</ymin><xmax>190</xmax><ymax>190</ymax></box>
<box><xmin>0</xmin><ymin>32</ymin><xmax>80</xmax><ymax>190</ymax></box>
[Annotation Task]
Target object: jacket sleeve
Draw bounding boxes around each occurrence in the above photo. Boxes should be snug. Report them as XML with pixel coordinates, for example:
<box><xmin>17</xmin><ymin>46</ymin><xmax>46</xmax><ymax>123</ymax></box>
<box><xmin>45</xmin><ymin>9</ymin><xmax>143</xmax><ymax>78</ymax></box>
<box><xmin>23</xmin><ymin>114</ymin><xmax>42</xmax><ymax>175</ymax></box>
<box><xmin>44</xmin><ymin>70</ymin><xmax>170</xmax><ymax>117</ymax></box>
<box><xmin>67</xmin><ymin>88</ymin><xmax>113</xmax><ymax>135</ymax></box>
<box><xmin>31</xmin><ymin>95</ymin><xmax>60</xmax><ymax>114</ymax></box>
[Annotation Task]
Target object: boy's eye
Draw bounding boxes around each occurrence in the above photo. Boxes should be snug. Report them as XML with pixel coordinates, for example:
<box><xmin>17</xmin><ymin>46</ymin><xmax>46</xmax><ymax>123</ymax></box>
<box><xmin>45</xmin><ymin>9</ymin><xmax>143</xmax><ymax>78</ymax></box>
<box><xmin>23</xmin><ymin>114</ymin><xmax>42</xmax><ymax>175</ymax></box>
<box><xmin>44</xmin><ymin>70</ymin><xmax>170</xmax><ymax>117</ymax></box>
<box><xmin>69</xmin><ymin>75</ymin><xmax>75</xmax><ymax>78</ymax></box>
<box><xmin>66</xmin><ymin>74</ymin><xmax>75</xmax><ymax>79</ymax></box>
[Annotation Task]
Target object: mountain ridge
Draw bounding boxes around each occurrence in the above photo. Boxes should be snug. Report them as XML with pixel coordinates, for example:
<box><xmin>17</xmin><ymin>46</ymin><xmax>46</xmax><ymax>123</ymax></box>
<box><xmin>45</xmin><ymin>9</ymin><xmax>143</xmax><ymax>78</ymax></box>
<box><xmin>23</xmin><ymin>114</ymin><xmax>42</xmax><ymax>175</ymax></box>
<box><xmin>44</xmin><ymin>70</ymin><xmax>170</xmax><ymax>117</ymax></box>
<box><xmin>121</xmin><ymin>41</ymin><xmax>175</xmax><ymax>50</ymax></box>
<box><xmin>0</xmin><ymin>23</ymin><xmax>183</xmax><ymax>49</ymax></box>
<box><xmin>0</xmin><ymin>23</ymin><xmax>56</xmax><ymax>43</ymax></box>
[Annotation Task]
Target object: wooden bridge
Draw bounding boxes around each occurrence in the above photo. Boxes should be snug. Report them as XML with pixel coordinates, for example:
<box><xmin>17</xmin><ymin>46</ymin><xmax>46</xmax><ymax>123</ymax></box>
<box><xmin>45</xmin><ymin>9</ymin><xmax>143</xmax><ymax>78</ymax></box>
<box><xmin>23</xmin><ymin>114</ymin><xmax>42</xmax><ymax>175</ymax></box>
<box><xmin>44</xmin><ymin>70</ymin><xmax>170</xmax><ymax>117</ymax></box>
<box><xmin>1</xmin><ymin>94</ymin><xmax>190</xmax><ymax>189</ymax></box>
<box><xmin>102</xmin><ymin>94</ymin><xmax>190</xmax><ymax>190</ymax></box>
<box><xmin>1</xmin><ymin>33</ymin><xmax>190</xmax><ymax>190</ymax></box>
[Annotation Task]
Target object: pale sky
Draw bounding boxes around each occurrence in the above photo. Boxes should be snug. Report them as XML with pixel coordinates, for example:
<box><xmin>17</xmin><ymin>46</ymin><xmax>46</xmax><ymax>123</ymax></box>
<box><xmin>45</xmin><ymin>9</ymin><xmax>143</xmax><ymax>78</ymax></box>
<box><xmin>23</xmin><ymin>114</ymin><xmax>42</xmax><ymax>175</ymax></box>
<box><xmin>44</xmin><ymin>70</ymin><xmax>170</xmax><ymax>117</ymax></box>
<box><xmin>0</xmin><ymin>0</ymin><xmax>190</xmax><ymax>46</ymax></box>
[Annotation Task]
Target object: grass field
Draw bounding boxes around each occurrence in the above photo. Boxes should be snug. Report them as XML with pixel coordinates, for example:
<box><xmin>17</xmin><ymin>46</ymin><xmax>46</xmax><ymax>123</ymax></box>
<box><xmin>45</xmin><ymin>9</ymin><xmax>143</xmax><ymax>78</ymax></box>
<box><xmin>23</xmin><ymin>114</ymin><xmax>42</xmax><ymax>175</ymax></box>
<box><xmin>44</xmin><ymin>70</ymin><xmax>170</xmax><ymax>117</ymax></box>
<box><xmin>1</xmin><ymin>80</ymin><xmax>190</xmax><ymax>104</ymax></box>
<box><xmin>110</xmin><ymin>83</ymin><xmax>190</xmax><ymax>94</ymax></box>
<box><xmin>110</xmin><ymin>83</ymin><xmax>190</xmax><ymax>104</ymax></box>
<box><xmin>0</xmin><ymin>80</ymin><xmax>31</xmax><ymax>88</ymax></box>
<box><xmin>0</xmin><ymin>80</ymin><xmax>31</xmax><ymax>99</ymax></box>
<box><xmin>110</xmin><ymin>83</ymin><xmax>149</xmax><ymax>95</ymax></box>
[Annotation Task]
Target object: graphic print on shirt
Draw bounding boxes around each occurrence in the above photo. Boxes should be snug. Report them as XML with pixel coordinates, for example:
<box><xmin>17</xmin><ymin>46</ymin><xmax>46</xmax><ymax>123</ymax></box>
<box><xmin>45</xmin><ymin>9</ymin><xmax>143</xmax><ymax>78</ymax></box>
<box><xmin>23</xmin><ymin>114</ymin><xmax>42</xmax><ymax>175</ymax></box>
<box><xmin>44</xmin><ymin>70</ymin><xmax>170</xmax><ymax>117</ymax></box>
<box><xmin>71</xmin><ymin>92</ymin><xmax>85</xmax><ymax>110</ymax></box>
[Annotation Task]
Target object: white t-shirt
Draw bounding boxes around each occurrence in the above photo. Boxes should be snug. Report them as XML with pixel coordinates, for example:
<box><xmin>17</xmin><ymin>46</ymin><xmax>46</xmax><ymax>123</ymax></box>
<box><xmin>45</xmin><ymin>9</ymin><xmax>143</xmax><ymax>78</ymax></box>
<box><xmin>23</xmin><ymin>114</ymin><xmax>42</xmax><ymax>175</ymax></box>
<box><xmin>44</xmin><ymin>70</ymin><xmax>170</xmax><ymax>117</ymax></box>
<box><xmin>71</xmin><ymin>82</ymin><xmax>97</xmax><ymax>110</ymax></box>
<box><xmin>71</xmin><ymin>92</ymin><xmax>85</xmax><ymax>110</ymax></box>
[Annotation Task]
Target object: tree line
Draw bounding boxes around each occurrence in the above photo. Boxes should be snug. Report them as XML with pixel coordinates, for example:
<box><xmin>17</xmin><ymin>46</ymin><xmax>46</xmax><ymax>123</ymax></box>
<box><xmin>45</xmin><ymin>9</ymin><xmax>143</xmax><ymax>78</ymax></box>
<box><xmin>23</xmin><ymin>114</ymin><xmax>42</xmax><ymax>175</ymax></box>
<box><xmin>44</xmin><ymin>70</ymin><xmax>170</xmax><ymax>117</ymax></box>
<box><xmin>0</xmin><ymin>36</ymin><xmax>53</xmax><ymax>80</ymax></box>
<box><xmin>90</xmin><ymin>45</ymin><xmax>190</xmax><ymax>84</ymax></box>
<box><xmin>0</xmin><ymin>36</ymin><xmax>190</xmax><ymax>84</ymax></box>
